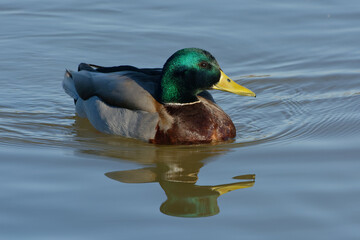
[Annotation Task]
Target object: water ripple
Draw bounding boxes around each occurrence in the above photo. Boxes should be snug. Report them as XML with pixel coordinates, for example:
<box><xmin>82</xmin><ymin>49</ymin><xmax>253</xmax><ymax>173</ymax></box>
<box><xmin>231</xmin><ymin>74</ymin><xmax>360</xmax><ymax>147</ymax></box>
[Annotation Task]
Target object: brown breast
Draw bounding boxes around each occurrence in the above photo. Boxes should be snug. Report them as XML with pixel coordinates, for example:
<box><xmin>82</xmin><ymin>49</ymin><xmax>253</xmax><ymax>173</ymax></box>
<box><xmin>149</xmin><ymin>98</ymin><xmax>236</xmax><ymax>144</ymax></box>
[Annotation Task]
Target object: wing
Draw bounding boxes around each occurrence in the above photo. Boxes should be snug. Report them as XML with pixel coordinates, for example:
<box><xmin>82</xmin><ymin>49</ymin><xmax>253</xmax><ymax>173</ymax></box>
<box><xmin>67</xmin><ymin>64</ymin><xmax>162</xmax><ymax>113</ymax></box>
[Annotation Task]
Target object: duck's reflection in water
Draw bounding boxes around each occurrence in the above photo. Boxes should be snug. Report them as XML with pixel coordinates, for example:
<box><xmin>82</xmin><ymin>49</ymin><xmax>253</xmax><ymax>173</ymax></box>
<box><xmin>105</xmin><ymin>168</ymin><xmax>255</xmax><ymax>217</ymax></box>
<box><xmin>105</xmin><ymin>156</ymin><xmax>255</xmax><ymax>218</ymax></box>
<box><xmin>74</xmin><ymin>117</ymin><xmax>255</xmax><ymax>217</ymax></box>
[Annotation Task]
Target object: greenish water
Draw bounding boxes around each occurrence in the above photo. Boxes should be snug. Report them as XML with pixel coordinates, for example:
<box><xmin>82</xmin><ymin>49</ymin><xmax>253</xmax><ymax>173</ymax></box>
<box><xmin>1</xmin><ymin>0</ymin><xmax>360</xmax><ymax>239</ymax></box>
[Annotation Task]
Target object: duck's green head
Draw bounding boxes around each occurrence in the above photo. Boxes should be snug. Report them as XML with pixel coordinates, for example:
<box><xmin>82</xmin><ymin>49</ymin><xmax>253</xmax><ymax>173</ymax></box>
<box><xmin>160</xmin><ymin>48</ymin><xmax>255</xmax><ymax>104</ymax></box>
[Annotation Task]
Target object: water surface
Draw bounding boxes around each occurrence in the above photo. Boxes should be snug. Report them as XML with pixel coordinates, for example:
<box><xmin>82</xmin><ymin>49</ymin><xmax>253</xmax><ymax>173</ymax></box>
<box><xmin>1</xmin><ymin>0</ymin><xmax>360</xmax><ymax>239</ymax></box>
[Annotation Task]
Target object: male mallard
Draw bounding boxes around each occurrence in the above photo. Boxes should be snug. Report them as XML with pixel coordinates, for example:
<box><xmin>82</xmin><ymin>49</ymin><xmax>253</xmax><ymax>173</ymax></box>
<box><xmin>63</xmin><ymin>48</ymin><xmax>255</xmax><ymax>144</ymax></box>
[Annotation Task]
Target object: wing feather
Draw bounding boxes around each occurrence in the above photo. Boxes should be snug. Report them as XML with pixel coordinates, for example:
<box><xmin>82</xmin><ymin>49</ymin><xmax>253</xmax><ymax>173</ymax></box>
<box><xmin>70</xmin><ymin>70</ymin><xmax>161</xmax><ymax>113</ymax></box>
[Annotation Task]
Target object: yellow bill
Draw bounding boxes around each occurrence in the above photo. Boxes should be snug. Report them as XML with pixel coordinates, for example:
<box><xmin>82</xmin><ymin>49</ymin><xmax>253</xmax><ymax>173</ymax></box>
<box><xmin>212</xmin><ymin>70</ymin><xmax>256</xmax><ymax>97</ymax></box>
<box><xmin>211</xmin><ymin>181</ymin><xmax>255</xmax><ymax>196</ymax></box>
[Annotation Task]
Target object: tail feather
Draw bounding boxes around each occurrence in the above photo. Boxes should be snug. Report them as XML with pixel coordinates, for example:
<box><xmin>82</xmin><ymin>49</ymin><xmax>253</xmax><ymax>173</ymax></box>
<box><xmin>63</xmin><ymin>70</ymin><xmax>79</xmax><ymax>100</ymax></box>
<box><xmin>78</xmin><ymin>63</ymin><xmax>98</xmax><ymax>72</ymax></box>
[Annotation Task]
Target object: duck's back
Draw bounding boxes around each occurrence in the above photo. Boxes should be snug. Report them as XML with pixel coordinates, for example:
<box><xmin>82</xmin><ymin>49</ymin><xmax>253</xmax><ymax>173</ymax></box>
<box><xmin>68</xmin><ymin>65</ymin><xmax>162</xmax><ymax>111</ymax></box>
<box><xmin>63</xmin><ymin>64</ymin><xmax>164</xmax><ymax>141</ymax></box>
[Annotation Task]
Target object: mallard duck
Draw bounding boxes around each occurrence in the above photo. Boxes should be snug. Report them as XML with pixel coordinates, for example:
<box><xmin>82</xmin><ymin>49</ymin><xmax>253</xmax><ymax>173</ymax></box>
<box><xmin>63</xmin><ymin>48</ymin><xmax>255</xmax><ymax>144</ymax></box>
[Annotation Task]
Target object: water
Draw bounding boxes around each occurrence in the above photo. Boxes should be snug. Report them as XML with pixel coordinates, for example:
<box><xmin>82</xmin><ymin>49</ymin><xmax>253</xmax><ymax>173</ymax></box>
<box><xmin>1</xmin><ymin>0</ymin><xmax>360</xmax><ymax>239</ymax></box>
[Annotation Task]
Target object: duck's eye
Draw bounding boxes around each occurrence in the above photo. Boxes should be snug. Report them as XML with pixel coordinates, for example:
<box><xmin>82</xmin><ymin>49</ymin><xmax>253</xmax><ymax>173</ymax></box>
<box><xmin>199</xmin><ymin>61</ymin><xmax>209</xmax><ymax>69</ymax></box>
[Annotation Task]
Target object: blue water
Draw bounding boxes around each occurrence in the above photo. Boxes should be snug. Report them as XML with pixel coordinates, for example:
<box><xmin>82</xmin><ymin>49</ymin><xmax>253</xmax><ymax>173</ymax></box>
<box><xmin>1</xmin><ymin>0</ymin><xmax>360</xmax><ymax>239</ymax></box>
